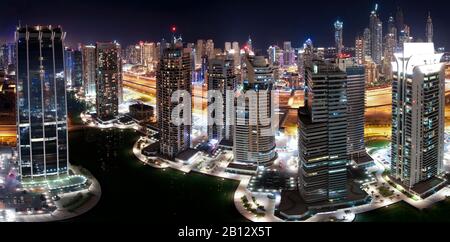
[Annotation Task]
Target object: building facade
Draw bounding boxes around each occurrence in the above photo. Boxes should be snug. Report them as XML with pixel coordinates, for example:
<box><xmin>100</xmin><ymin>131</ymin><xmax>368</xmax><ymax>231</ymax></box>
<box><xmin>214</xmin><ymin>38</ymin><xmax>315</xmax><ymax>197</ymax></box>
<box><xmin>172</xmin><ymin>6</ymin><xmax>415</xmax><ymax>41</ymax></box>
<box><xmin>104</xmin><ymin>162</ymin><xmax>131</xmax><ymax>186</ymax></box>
<box><xmin>16</xmin><ymin>26</ymin><xmax>69</xmax><ymax>178</ymax></box>
<box><xmin>338</xmin><ymin>58</ymin><xmax>367</xmax><ymax>159</ymax></box>
<box><xmin>334</xmin><ymin>21</ymin><xmax>344</xmax><ymax>56</ymax></box>
<box><xmin>391</xmin><ymin>43</ymin><xmax>445</xmax><ymax>189</ymax></box>
<box><xmin>298</xmin><ymin>60</ymin><xmax>348</xmax><ymax>203</ymax></box>
<box><xmin>82</xmin><ymin>45</ymin><xmax>96</xmax><ymax>97</ymax></box>
<box><xmin>234</xmin><ymin>56</ymin><xmax>277</xmax><ymax>167</ymax></box>
<box><xmin>95</xmin><ymin>42</ymin><xmax>122</xmax><ymax>121</ymax></box>
<box><xmin>157</xmin><ymin>41</ymin><xmax>192</xmax><ymax>159</ymax></box>
<box><xmin>207</xmin><ymin>55</ymin><xmax>237</xmax><ymax>144</ymax></box>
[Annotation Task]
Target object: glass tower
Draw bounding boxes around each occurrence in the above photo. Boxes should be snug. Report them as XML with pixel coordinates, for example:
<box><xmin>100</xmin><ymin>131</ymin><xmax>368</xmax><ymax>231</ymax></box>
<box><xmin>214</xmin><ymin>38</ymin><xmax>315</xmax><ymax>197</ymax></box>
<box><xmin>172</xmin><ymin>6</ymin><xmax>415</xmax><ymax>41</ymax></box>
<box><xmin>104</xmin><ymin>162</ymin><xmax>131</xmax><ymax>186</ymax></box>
<box><xmin>16</xmin><ymin>25</ymin><xmax>69</xmax><ymax>178</ymax></box>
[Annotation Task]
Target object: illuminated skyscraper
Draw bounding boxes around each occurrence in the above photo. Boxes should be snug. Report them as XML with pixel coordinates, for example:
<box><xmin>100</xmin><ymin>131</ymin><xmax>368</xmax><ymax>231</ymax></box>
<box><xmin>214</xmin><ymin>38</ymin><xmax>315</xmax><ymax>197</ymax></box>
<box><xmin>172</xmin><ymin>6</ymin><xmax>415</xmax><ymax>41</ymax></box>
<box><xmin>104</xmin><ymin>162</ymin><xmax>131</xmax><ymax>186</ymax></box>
<box><xmin>426</xmin><ymin>12</ymin><xmax>433</xmax><ymax>43</ymax></box>
<box><xmin>391</xmin><ymin>43</ymin><xmax>445</xmax><ymax>194</ymax></box>
<box><xmin>363</xmin><ymin>28</ymin><xmax>371</xmax><ymax>58</ymax></box>
<box><xmin>355</xmin><ymin>36</ymin><xmax>364</xmax><ymax>65</ymax></box>
<box><xmin>82</xmin><ymin>45</ymin><xmax>96</xmax><ymax>97</ymax></box>
<box><xmin>338</xmin><ymin>58</ymin><xmax>367</xmax><ymax>160</ymax></box>
<box><xmin>142</xmin><ymin>42</ymin><xmax>156</xmax><ymax>70</ymax></box>
<box><xmin>72</xmin><ymin>49</ymin><xmax>83</xmax><ymax>89</ymax></box>
<box><xmin>234</xmin><ymin>55</ymin><xmax>277</xmax><ymax>167</ymax></box>
<box><xmin>206</xmin><ymin>39</ymin><xmax>215</xmax><ymax>59</ymax></box>
<box><xmin>196</xmin><ymin>39</ymin><xmax>205</xmax><ymax>66</ymax></box>
<box><xmin>16</xmin><ymin>25</ymin><xmax>69</xmax><ymax>178</ymax></box>
<box><xmin>64</xmin><ymin>47</ymin><xmax>74</xmax><ymax>87</ymax></box>
<box><xmin>157</xmin><ymin>40</ymin><xmax>192</xmax><ymax>159</ymax></box>
<box><xmin>95</xmin><ymin>42</ymin><xmax>122</xmax><ymax>121</ymax></box>
<box><xmin>334</xmin><ymin>20</ymin><xmax>344</xmax><ymax>56</ymax></box>
<box><xmin>224</xmin><ymin>42</ymin><xmax>232</xmax><ymax>53</ymax></box>
<box><xmin>369</xmin><ymin>5</ymin><xmax>383</xmax><ymax>64</ymax></box>
<box><xmin>298</xmin><ymin>60</ymin><xmax>348</xmax><ymax>203</ymax></box>
<box><xmin>396</xmin><ymin>7</ymin><xmax>405</xmax><ymax>33</ymax></box>
<box><xmin>388</xmin><ymin>16</ymin><xmax>398</xmax><ymax>41</ymax></box>
<box><xmin>207</xmin><ymin>56</ymin><xmax>237</xmax><ymax>145</ymax></box>
<box><xmin>232</xmin><ymin>41</ymin><xmax>241</xmax><ymax>69</ymax></box>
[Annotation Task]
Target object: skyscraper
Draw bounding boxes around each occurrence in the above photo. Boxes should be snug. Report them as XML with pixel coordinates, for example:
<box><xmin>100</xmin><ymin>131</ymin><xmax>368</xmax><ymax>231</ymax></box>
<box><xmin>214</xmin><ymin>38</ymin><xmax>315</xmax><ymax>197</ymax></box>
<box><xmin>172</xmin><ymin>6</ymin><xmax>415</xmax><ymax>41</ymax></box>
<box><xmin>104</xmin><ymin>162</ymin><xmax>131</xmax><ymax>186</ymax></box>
<box><xmin>72</xmin><ymin>49</ymin><xmax>83</xmax><ymax>90</ymax></box>
<box><xmin>334</xmin><ymin>20</ymin><xmax>344</xmax><ymax>56</ymax></box>
<box><xmin>234</xmin><ymin>55</ymin><xmax>277</xmax><ymax>167</ymax></box>
<box><xmin>283</xmin><ymin>41</ymin><xmax>295</xmax><ymax>66</ymax></box>
<box><xmin>391</xmin><ymin>43</ymin><xmax>445</xmax><ymax>193</ymax></box>
<box><xmin>338</xmin><ymin>58</ymin><xmax>367</xmax><ymax>160</ymax></box>
<box><xmin>16</xmin><ymin>25</ymin><xmax>69</xmax><ymax>178</ymax></box>
<box><xmin>426</xmin><ymin>12</ymin><xmax>433</xmax><ymax>43</ymax></box>
<box><xmin>157</xmin><ymin>40</ymin><xmax>192</xmax><ymax>159</ymax></box>
<box><xmin>82</xmin><ymin>45</ymin><xmax>96</xmax><ymax>97</ymax></box>
<box><xmin>355</xmin><ymin>36</ymin><xmax>364</xmax><ymax>65</ymax></box>
<box><xmin>232</xmin><ymin>42</ymin><xmax>241</xmax><ymax>69</ymax></box>
<box><xmin>387</xmin><ymin>16</ymin><xmax>398</xmax><ymax>41</ymax></box>
<box><xmin>298</xmin><ymin>60</ymin><xmax>348</xmax><ymax>203</ymax></box>
<box><xmin>95</xmin><ymin>42</ymin><xmax>122</xmax><ymax>121</ymax></box>
<box><xmin>369</xmin><ymin>6</ymin><xmax>383</xmax><ymax>64</ymax></box>
<box><xmin>396</xmin><ymin>7</ymin><xmax>405</xmax><ymax>33</ymax></box>
<box><xmin>207</xmin><ymin>56</ymin><xmax>237</xmax><ymax>145</ymax></box>
<box><xmin>64</xmin><ymin>47</ymin><xmax>74</xmax><ymax>87</ymax></box>
<box><xmin>363</xmin><ymin>28</ymin><xmax>371</xmax><ymax>58</ymax></box>
<box><xmin>224</xmin><ymin>42</ymin><xmax>232</xmax><ymax>53</ymax></box>
<box><xmin>206</xmin><ymin>39</ymin><xmax>215</xmax><ymax>59</ymax></box>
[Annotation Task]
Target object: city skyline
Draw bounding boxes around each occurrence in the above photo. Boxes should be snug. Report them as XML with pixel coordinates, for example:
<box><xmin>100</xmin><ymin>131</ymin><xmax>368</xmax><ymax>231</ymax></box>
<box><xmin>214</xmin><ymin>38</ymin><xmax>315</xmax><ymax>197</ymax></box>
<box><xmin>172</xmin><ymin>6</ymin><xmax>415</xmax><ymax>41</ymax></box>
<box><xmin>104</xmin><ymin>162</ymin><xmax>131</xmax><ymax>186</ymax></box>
<box><xmin>0</xmin><ymin>0</ymin><xmax>448</xmax><ymax>50</ymax></box>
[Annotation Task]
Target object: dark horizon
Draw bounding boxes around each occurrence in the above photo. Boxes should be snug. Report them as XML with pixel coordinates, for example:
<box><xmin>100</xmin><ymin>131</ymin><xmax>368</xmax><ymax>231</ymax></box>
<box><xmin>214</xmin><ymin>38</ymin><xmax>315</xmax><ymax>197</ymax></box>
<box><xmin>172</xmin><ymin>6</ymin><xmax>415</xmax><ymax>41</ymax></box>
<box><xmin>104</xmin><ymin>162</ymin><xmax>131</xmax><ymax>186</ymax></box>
<box><xmin>0</xmin><ymin>0</ymin><xmax>448</xmax><ymax>50</ymax></box>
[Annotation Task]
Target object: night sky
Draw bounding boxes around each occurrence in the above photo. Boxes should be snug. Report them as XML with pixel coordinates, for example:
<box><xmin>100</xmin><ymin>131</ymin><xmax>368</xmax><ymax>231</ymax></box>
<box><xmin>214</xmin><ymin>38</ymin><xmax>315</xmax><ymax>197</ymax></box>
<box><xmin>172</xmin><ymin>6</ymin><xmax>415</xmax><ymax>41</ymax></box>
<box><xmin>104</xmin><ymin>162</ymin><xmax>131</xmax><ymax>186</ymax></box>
<box><xmin>0</xmin><ymin>0</ymin><xmax>448</xmax><ymax>50</ymax></box>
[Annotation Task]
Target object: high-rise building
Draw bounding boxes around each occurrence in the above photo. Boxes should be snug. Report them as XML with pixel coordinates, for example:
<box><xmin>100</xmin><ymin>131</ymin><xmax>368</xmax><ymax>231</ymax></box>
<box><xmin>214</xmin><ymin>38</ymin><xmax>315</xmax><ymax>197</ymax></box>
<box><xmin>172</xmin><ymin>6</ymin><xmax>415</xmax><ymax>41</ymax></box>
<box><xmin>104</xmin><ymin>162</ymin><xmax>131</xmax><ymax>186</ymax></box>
<box><xmin>369</xmin><ymin>6</ymin><xmax>383</xmax><ymax>64</ymax></box>
<box><xmin>157</xmin><ymin>41</ymin><xmax>192</xmax><ymax>159</ymax></box>
<box><xmin>334</xmin><ymin>20</ymin><xmax>344</xmax><ymax>56</ymax></box>
<box><xmin>82</xmin><ymin>45</ymin><xmax>96</xmax><ymax>97</ymax></box>
<box><xmin>72</xmin><ymin>49</ymin><xmax>83</xmax><ymax>90</ymax></box>
<box><xmin>283</xmin><ymin>41</ymin><xmax>295</xmax><ymax>66</ymax></box>
<box><xmin>426</xmin><ymin>12</ymin><xmax>433</xmax><ymax>43</ymax></box>
<box><xmin>206</xmin><ymin>39</ymin><xmax>215</xmax><ymax>59</ymax></box>
<box><xmin>207</xmin><ymin>56</ymin><xmax>237</xmax><ymax>145</ymax></box>
<box><xmin>196</xmin><ymin>39</ymin><xmax>205</xmax><ymax>66</ymax></box>
<box><xmin>142</xmin><ymin>42</ymin><xmax>156</xmax><ymax>70</ymax></box>
<box><xmin>355</xmin><ymin>36</ymin><xmax>364</xmax><ymax>65</ymax></box>
<box><xmin>337</xmin><ymin>58</ymin><xmax>367</xmax><ymax>159</ymax></box>
<box><xmin>64</xmin><ymin>47</ymin><xmax>74</xmax><ymax>87</ymax></box>
<box><xmin>247</xmin><ymin>36</ymin><xmax>253</xmax><ymax>52</ymax></box>
<box><xmin>383</xmin><ymin>32</ymin><xmax>397</xmax><ymax>80</ymax></box>
<box><xmin>391</xmin><ymin>43</ymin><xmax>445</xmax><ymax>192</ymax></box>
<box><xmin>363</xmin><ymin>28</ymin><xmax>371</xmax><ymax>59</ymax></box>
<box><xmin>224</xmin><ymin>42</ymin><xmax>232</xmax><ymax>53</ymax></box>
<box><xmin>396</xmin><ymin>7</ymin><xmax>405</xmax><ymax>33</ymax></box>
<box><xmin>232</xmin><ymin>42</ymin><xmax>241</xmax><ymax>69</ymax></box>
<box><xmin>298</xmin><ymin>60</ymin><xmax>348</xmax><ymax>203</ymax></box>
<box><xmin>95</xmin><ymin>42</ymin><xmax>122</xmax><ymax>121</ymax></box>
<box><xmin>234</xmin><ymin>55</ymin><xmax>277</xmax><ymax>167</ymax></box>
<box><xmin>387</xmin><ymin>16</ymin><xmax>398</xmax><ymax>42</ymax></box>
<box><xmin>16</xmin><ymin>25</ymin><xmax>69</xmax><ymax>178</ymax></box>
<box><xmin>399</xmin><ymin>25</ymin><xmax>412</xmax><ymax>49</ymax></box>
<box><xmin>0</xmin><ymin>43</ymin><xmax>15</xmax><ymax>71</ymax></box>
